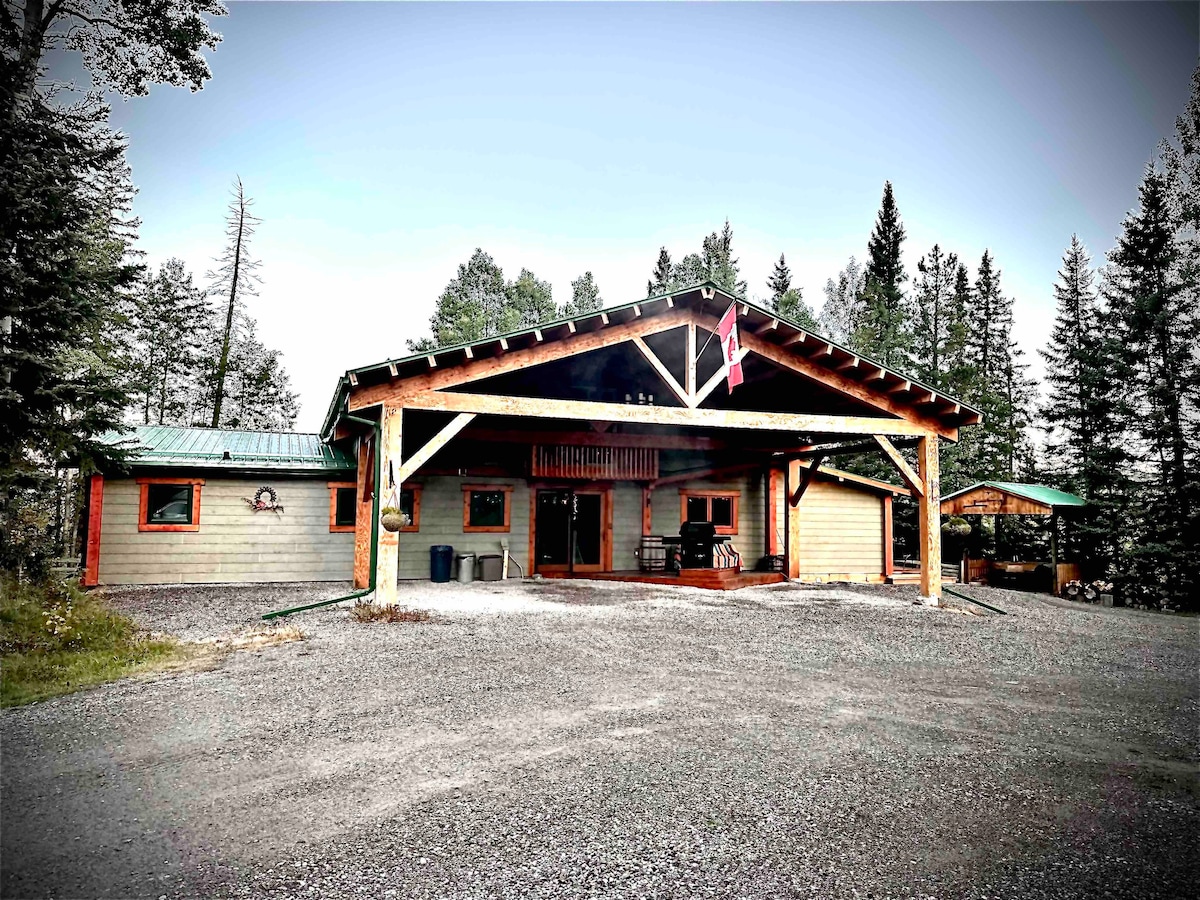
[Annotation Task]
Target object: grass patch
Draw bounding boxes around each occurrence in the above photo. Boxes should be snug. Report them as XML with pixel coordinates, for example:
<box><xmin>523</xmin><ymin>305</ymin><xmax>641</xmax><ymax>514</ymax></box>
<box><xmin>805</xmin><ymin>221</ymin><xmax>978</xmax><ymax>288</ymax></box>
<box><xmin>351</xmin><ymin>600</ymin><xmax>432</xmax><ymax>624</ymax></box>
<box><xmin>1</xmin><ymin>576</ymin><xmax>181</xmax><ymax>708</ymax></box>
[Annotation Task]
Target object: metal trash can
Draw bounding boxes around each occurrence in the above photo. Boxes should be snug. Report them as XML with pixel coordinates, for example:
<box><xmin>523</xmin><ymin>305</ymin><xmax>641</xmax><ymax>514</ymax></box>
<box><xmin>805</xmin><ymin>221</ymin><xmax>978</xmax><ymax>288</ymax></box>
<box><xmin>478</xmin><ymin>553</ymin><xmax>503</xmax><ymax>582</ymax></box>
<box><xmin>455</xmin><ymin>552</ymin><xmax>476</xmax><ymax>583</ymax></box>
<box><xmin>430</xmin><ymin>545</ymin><xmax>454</xmax><ymax>583</ymax></box>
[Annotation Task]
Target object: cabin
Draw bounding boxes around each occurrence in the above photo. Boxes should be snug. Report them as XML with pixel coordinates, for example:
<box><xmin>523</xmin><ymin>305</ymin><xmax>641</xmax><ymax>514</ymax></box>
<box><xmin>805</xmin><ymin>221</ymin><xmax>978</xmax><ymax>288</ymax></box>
<box><xmin>86</xmin><ymin>282</ymin><xmax>981</xmax><ymax>602</ymax></box>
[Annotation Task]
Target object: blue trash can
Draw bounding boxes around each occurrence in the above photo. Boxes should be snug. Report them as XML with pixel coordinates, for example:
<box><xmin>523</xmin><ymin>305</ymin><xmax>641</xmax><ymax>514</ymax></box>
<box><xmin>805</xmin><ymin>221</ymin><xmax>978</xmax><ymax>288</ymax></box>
<box><xmin>430</xmin><ymin>545</ymin><xmax>454</xmax><ymax>583</ymax></box>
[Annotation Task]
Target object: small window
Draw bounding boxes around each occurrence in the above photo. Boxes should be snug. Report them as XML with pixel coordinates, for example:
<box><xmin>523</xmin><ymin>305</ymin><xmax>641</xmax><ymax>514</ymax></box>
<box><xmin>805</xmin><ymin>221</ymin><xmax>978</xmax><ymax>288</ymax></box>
<box><xmin>397</xmin><ymin>487</ymin><xmax>421</xmax><ymax>532</ymax></box>
<box><xmin>335</xmin><ymin>487</ymin><xmax>356</xmax><ymax>527</ymax></box>
<box><xmin>138</xmin><ymin>478</ymin><xmax>203</xmax><ymax>532</ymax></box>
<box><xmin>463</xmin><ymin>484</ymin><xmax>513</xmax><ymax>533</ymax></box>
<box><xmin>679</xmin><ymin>490</ymin><xmax>739</xmax><ymax>535</ymax></box>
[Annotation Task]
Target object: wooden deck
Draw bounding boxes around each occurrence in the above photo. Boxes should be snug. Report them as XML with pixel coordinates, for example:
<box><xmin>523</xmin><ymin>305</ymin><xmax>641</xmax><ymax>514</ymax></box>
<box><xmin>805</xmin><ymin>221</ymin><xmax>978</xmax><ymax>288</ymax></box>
<box><xmin>540</xmin><ymin>568</ymin><xmax>787</xmax><ymax>591</ymax></box>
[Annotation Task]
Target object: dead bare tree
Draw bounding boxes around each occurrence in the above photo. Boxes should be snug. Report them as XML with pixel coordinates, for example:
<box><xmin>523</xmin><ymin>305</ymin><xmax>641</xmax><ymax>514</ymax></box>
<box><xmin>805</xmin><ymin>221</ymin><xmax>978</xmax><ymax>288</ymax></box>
<box><xmin>207</xmin><ymin>176</ymin><xmax>261</xmax><ymax>428</ymax></box>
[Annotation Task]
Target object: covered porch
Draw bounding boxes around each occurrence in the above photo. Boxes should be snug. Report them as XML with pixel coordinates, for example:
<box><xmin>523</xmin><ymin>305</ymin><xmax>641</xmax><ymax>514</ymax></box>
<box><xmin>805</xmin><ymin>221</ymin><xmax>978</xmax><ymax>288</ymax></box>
<box><xmin>322</xmin><ymin>283</ymin><xmax>982</xmax><ymax>605</ymax></box>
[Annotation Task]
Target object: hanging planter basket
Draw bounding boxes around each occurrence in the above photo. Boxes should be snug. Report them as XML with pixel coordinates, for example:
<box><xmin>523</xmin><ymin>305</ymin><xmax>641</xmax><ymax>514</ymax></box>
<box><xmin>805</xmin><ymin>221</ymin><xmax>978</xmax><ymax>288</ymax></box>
<box><xmin>380</xmin><ymin>507</ymin><xmax>409</xmax><ymax>532</ymax></box>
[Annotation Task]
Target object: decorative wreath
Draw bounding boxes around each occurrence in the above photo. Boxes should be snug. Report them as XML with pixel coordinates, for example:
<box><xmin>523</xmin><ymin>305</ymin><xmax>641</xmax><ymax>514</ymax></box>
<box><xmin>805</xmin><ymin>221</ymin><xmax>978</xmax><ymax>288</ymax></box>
<box><xmin>243</xmin><ymin>485</ymin><xmax>284</xmax><ymax>514</ymax></box>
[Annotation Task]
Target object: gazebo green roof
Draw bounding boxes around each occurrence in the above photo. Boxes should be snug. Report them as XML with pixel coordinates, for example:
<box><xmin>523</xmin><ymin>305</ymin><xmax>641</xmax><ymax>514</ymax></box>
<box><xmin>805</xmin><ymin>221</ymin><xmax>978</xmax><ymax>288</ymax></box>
<box><xmin>941</xmin><ymin>481</ymin><xmax>1087</xmax><ymax>509</ymax></box>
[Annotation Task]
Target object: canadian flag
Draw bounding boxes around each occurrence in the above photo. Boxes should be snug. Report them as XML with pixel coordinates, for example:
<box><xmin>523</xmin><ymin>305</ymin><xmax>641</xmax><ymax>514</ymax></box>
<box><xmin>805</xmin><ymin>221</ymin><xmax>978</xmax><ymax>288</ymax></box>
<box><xmin>716</xmin><ymin>303</ymin><xmax>744</xmax><ymax>392</ymax></box>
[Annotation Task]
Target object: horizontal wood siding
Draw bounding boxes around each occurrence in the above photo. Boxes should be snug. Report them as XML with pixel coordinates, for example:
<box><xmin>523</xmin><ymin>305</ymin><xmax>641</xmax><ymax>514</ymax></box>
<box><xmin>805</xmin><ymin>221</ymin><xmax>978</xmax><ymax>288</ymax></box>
<box><xmin>610</xmin><ymin>483</ymin><xmax>644</xmax><ymax>570</ymax></box>
<box><xmin>397</xmin><ymin>477</ymin><xmax>529</xmax><ymax>579</ymax></box>
<box><xmin>796</xmin><ymin>479</ymin><xmax>884</xmax><ymax>578</ymax></box>
<box><xmin>98</xmin><ymin>478</ymin><xmax>353</xmax><ymax>584</ymax></box>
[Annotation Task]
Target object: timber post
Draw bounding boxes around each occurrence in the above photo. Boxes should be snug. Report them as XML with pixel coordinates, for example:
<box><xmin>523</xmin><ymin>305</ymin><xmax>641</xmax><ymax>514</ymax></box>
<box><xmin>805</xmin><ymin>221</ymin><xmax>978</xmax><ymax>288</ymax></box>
<box><xmin>786</xmin><ymin>459</ymin><xmax>801</xmax><ymax>579</ymax></box>
<box><xmin>375</xmin><ymin>404</ymin><xmax>403</xmax><ymax>606</ymax></box>
<box><xmin>352</xmin><ymin>436</ymin><xmax>373</xmax><ymax>589</ymax></box>
<box><xmin>917</xmin><ymin>433</ymin><xmax>942</xmax><ymax>603</ymax></box>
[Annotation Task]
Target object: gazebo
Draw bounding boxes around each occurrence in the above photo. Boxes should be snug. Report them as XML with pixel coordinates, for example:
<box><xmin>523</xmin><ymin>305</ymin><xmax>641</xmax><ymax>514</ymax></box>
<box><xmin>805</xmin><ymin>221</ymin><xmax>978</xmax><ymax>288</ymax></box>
<box><xmin>940</xmin><ymin>481</ymin><xmax>1088</xmax><ymax>594</ymax></box>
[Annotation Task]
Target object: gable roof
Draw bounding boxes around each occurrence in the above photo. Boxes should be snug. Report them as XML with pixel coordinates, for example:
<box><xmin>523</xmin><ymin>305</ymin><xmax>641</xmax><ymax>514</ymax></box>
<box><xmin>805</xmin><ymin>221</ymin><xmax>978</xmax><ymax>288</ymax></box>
<box><xmin>941</xmin><ymin>481</ymin><xmax>1088</xmax><ymax>509</ymax></box>
<box><xmin>321</xmin><ymin>281</ymin><xmax>983</xmax><ymax>440</ymax></box>
<box><xmin>98</xmin><ymin>425</ymin><xmax>355</xmax><ymax>473</ymax></box>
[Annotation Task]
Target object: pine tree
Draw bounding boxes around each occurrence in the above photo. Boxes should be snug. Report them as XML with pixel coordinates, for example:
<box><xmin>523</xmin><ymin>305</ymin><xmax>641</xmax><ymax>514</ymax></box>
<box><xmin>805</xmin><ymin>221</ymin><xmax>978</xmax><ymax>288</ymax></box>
<box><xmin>773</xmin><ymin>288</ymin><xmax>818</xmax><ymax>330</ymax></box>
<box><xmin>408</xmin><ymin>248</ymin><xmax>510</xmax><ymax>351</ymax></box>
<box><xmin>910</xmin><ymin>244</ymin><xmax>958</xmax><ymax>388</ymax></box>
<box><xmin>562</xmin><ymin>272</ymin><xmax>602</xmax><ymax>317</ymax></box>
<box><xmin>818</xmin><ymin>256</ymin><xmax>865</xmax><ymax>343</ymax></box>
<box><xmin>966</xmin><ymin>250</ymin><xmax>1010</xmax><ymax>386</ymax></box>
<box><xmin>216</xmin><ymin>315</ymin><xmax>299</xmax><ymax>430</ymax></box>
<box><xmin>647</xmin><ymin>247</ymin><xmax>673</xmax><ymax>296</ymax></box>
<box><xmin>768</xmin><ymin>254</ymin><xmax>791</xmax><ymax>300</ymax></box>
<box><xmin>1039</xmin><ymin>236</ymin><xmax>1101</xmax><ymax>480</ymax></box>
<box><xmin>699</xmin><ymin>220</ymin><xmax>748</xmax><ymax>296</ymax></box>
<box><xmin>1105</xmin><ymin>165</ymin><xmax>1197</xmax><ymax>602</ymax></box>
<box><xmin>671</xmin><ymin>253</ymin><xmax>707</xmax><ymax>289</ymax></box>
<box><xmin>0</xmin><ymin>88</ymin><xmax>139</xmax><ymax>571</ymax></box>
<box><xmin>127</xmin><ymin>259</ymin><xmax>211</xmax><ymax>426</ymax></box>
<box><xmin>506</xmin><ymin>268</ymin><xmax>555</xmax><ymax>328</ymax></box>
<box><xmin>859</xmin><ymin>182</ymin><xmax>910</xmax><ymax>367</ymax></box>
<box><xmin>207</xmin><ymin>177</ymin><xmax>261</xmax><ymax>428</ymax></box>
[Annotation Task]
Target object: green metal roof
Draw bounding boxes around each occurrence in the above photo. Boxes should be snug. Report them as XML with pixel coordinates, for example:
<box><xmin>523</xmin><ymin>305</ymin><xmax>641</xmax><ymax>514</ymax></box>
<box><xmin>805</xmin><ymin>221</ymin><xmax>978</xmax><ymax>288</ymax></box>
<box><xmin>941</xmin><ymin>481</ymin><xmax>1088</xmax><ymax>509</ymax></box>
<box><xmin>98</xmin><ymin>425</ymin><xmax>355</xmax><ymax>472</ymax></box>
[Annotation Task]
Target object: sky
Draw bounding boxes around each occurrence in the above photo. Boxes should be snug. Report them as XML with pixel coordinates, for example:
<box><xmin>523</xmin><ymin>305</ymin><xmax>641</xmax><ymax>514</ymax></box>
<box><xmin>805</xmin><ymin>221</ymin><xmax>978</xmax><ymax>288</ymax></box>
<box><xmin>55</xmin><ymin>1</ymin><xmax>1198</xmax><ymax>432</ymax></box>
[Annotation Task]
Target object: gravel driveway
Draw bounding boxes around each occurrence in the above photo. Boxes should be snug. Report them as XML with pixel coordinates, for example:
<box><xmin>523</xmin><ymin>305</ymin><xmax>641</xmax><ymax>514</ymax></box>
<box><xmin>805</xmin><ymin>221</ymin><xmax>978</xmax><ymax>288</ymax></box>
<box><xmin>2</xmin><ymin>579</ymin><xmax>1197</xmax><ymax>899</ymax></box>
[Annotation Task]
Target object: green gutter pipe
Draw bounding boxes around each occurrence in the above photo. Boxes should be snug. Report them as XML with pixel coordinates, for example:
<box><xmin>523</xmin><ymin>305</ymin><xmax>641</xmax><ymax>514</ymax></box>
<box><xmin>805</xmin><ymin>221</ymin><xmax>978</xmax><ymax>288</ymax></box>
<box><xmin>263</xmin><ymin>413</ymin><xmax>381</xmax><ymax>620</ymax></box>
<box><xmin>943</xmin><ymin>586</ymin><xmax>1008</xmax><ymax>616</ymax></box>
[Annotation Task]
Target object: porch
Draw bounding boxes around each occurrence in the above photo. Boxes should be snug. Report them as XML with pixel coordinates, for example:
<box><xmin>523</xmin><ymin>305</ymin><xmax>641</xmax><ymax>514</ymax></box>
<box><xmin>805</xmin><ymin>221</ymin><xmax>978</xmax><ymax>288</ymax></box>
<box><xmin>540</xmin><ymin>568</ymin><xmax>787</xmax><ymax>591</ymax></box>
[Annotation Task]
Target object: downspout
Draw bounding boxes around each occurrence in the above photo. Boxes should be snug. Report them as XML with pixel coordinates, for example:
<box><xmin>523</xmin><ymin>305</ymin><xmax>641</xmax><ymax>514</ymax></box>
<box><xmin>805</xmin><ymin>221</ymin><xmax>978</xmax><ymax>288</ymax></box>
<box><xmin>263</xmin><ymin>412</ymin><xmax>381</xmax><ymax>619</ymax></box>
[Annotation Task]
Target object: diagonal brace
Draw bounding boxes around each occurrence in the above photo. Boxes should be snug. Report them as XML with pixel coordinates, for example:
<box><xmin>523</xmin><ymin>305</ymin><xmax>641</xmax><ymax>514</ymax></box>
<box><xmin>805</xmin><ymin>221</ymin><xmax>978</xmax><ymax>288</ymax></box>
<box><xmin>872</xmin><ymin>434</ymin><xmax>925</xmax><ymax>496</ymax></box>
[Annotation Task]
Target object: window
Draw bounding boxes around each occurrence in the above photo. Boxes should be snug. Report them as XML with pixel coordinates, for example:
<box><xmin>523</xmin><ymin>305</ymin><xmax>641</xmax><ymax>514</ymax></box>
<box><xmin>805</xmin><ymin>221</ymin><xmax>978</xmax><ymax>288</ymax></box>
<box><xmin>463</xmin><ymin>484</ymin><xmax>513</xmax><ymax>532</ymax></box>
<box><xmin>397</xmin><ymin>486</ymin><xmax>421</xmax><ymax>532</ymax></box>
<box><xmin>329</xmin><ymin>482</ymin><xmax>356</xmax><ymax>532</ymax></box>
<box><xmin>138</xmin><ymin>478</ymin><xmax>203</xmax><ymax>532</ymax></box>
<box><xmin>329</xmin><ymin>483</ymin><xmax>420</xmax><ymax>532</ymax></box>
<box><xmin>679</xmin><ymin>490</ymin><xmax>739</xmax><ymax>535</ymax></box>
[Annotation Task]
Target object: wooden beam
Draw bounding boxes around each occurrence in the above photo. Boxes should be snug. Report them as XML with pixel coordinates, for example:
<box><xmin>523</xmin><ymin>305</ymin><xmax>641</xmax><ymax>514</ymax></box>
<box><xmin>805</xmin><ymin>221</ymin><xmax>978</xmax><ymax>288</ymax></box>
<box><xmin>882</xmin><ymin>494</ymin><xmax>894</xmax><ymax>578</ymax></box>
<box><xmin>82</xmin><ymin>474</ymin><xmax>104</xmax><ymax>587</ymax></box>
<box><xmin>350</xmin><ymin>307</ymin><xmax>691</xmax><ymax>410</ymax></box>
<box><xmin>836</xmin><ymin>357</ymin><xmax>860</xmax><ymax>372</ymax></box>
<box><xmin>887</xmin><ymin>380</ymin><xmax>911</xmax><ymax>395</ymax></box>
<box><xmin>352</xmin><ymin>435</ymin><xmax>373</xmax><ymax>588</ymax></box>
<box><xmin>786</xmin><ymin>460</ymin><xmax>801</xmax><ymax>578</ymax></box>
<box><xmin>567</xmin><ymin>320</ymin><xmax>577</xmax><ymax>334</ymax></box>
<box><xmin>403</xmin><ymin>389</ymin><xmax>933</xmax><ymax>436</ymax></box>
<box><xmin>642</xmin><ymin>486</ymin><xmax>653</xmax><ymax>536</ymax></box>
<box><xmin>665</xmin><ymin>297</ymin><xmax>674</xmax><ymax>308</ymax></box>
<box><xmin>498</xmin><ymin>337</ymin><xmax>509</xmax><ymax>351</ymax></box>
<box><xmin>917</xmin><ymin>434</ymin><xmax>942</xmax><ymax>602</ymax></box>
<box><xmin>756</xmin><ymin>319</ymin><xmax>779</xmax><ymax>336</ymax></box>
<box><xmin>767</xmin><ymin>468</ymin><xmax>781</xmax><ymax>555</ymax></box>
<box><xmin>872</xmin><ymin>435</ymin><xmax>925</xmax><ymax>496</ymax></box>
<box><xmin>375</xmin><ymin>405</ymin><xmax>403</xmax><ymax>607</ymax></box>
<box><xmin>388</xmin><ymin>363</ymin><xmax>398</xmax><ymax>377</ymax></box>
<box><xmin>348</xmin><ymin>372</ymin><xmax>359</xmax><ymax>386</ymax></box>
<box><xmin>808</xmin><ymin>342</ymin><xmax>833</xmax><ymax>358</ymax></box>
<box><xmin>693</xmin><ymin>348</ymin><xmax>750</xmax><ymax>406</ymax></box>
<box><xmin>633</xmin><ymin>304</ymin><xmax>642</xmax><ymax>317</ymax></box>
<box><xmin>784</xmin><ymin>332</ymin><xmax>807</xmax><ymax>347</ymax></box>
<box><xmin>650</xmin><ymin>460</ymin><xmax>762</xmax><ymax>489</ymax></box>
<box><xmin>463</xmin><ymin>345</ymin><xmax>473</xmax><ymax>359</ymax></box>
<box><xmin>632</xmin><ymin>335</ymin><xmax>692</xmax><ymax>407</ymax></box>
<box><xmin>686</xmin><ymin>323</ymin><xmax>697</xmax><ymax>398</ymax></box>
<box><xmin>459</xmin><ymin>427</ymin><xmax>729</xmax><ymax>450</ymax></box>
<box><xmin>394</xmin><ymin>413</ymin><xmax>476</xmax><ymax>484</ymax></box>
<box><xmin>789</xmin><ymin>452</ymin><xmax>826</xmax><ymax>505</ymax></box>
<box><xmin>427</xmin><ymin>355</ymin><xmax>437</xmax><ymax>368</ymax></box>
<box><xmin>534</xmin><ymin>329</ymin><xmax>543</xmax><ymax>341</ymax></box>
<box><xmin>600</xmin><ymin>312</ymin><xmax>609</xmax><ymax>325</ymax></box>
<box><xmin>692</xmin><ymin>310</ymin><xmax>960</xmax><ymax>440</ymax></box>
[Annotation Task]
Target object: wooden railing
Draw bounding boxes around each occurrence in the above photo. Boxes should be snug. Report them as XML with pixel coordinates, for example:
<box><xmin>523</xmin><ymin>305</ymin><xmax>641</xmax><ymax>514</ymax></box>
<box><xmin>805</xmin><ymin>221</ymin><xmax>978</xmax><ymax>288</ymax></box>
<box><xmin>531</xmin><ymin>444</ymin><xmax>658</xmax><ymax>480</ymax></box>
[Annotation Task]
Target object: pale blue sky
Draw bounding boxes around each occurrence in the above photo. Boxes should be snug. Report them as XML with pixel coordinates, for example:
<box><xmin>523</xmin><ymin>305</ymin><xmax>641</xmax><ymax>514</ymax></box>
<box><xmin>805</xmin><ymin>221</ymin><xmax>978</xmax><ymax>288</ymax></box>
<box><xmin>62</xmin><ymin>1</ymin><xmax>1197</xmax><ymax>431</ymax></box>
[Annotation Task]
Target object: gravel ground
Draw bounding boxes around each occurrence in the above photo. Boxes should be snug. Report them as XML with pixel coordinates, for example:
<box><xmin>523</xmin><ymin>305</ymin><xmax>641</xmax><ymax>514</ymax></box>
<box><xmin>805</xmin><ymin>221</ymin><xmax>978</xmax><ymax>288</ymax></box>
<box><xmin>2</xmin><ymin>579</ymin><xmax>1197</xmax><ymax>899</ymax></box>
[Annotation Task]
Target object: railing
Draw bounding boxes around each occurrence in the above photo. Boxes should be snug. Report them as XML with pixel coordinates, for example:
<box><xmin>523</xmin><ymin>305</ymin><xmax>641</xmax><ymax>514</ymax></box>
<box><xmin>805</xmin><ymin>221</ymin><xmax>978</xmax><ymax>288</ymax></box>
<box><xmin>531</xmin><ymin>444</ymin><xmax>658</xmax><ymax>480</ymax></box>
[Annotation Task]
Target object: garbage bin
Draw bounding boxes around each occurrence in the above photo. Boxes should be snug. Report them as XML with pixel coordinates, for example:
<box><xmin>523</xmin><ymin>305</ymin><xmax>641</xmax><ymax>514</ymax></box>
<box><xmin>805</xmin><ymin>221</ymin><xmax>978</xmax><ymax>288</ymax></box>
<box><xmin>478</xmin><ymin>553</ymin><xmax>503</xmax><ymax>582</ymax></box>
<box><xmin>430</xmin><ymin>545</ymin><xmax>453</xmax><ymax>583</ymax></box>
<box><xmin>455</xmin><ymin>552</ymin><xmax>476</xmax><ymax>583</ymax></box>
